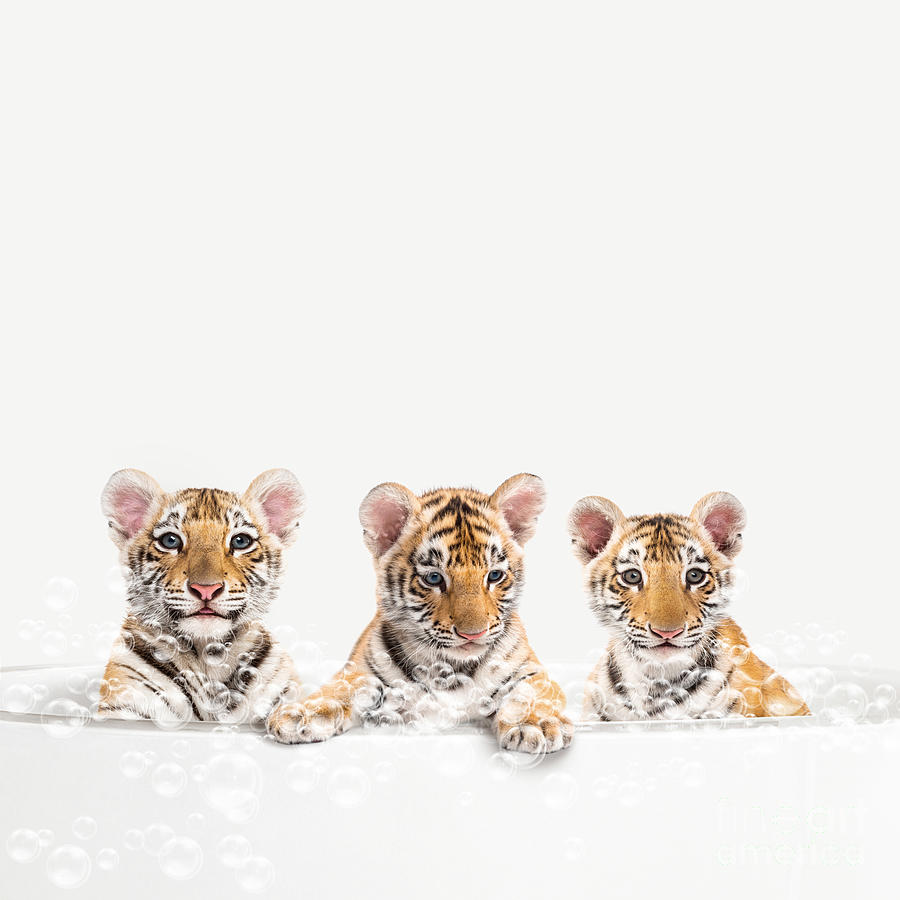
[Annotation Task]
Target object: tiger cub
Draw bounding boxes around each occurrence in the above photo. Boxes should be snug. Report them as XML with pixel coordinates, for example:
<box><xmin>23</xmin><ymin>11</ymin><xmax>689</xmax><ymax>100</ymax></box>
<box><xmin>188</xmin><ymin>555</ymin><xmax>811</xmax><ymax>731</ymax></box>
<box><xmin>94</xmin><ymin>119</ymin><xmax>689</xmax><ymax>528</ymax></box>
<box><xmin>568</xmin><ymin>491</ymin><xmax>809</xmax><ymax>721</ymax></box>
<box><xmin>97</xmin><ymin>468</ymin><xmax>308</xmax><ymax>742</ymax></box>
<box><xmin>270</xmin><ymin>474</ymin><xmax>573</xmax><ymax>753</ymax></box>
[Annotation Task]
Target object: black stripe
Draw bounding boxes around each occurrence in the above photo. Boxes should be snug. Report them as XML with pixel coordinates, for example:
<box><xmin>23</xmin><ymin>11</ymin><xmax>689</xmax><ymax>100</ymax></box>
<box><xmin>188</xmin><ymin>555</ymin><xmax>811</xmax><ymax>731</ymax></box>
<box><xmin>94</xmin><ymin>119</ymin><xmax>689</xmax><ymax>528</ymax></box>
<box><xmin>129</xmin><ymin>631</ymin><xmax>202</xmax><ymax>719</ymax></box>
<box><xmin>380</xmin><ymin>621</ymin><xmax>421</xmax><ymax>684</ymax></box>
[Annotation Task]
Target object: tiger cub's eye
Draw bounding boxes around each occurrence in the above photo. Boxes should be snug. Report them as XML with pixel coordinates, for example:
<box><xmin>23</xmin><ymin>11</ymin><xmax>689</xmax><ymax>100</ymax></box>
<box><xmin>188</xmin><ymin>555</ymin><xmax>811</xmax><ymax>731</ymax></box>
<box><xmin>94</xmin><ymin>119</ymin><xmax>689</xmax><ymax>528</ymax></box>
<box><xmin>230</xmin><ymin>534</ymin><xmax>253</xmax><ymax>551</ymax></box>
<box><xmin>621</xmin><ymin>569</ymin><xmax>642</xmax><ymax>586</ymax></box>
<box><xmin>686</xmin><ymin>568</ymin><xmax>707</xmax><ymax>585</ymax></box>
<box><xmin>422</xmin><ymin>572</ymin><xmax>445</xmax><ymax>588</ymax></box>
<box><xmin>486</xmin><ymin>569</ymin><xmax>505</xmax><ymax>584</ymax></box>
<box><xmin>158</xmin><ymin>532</ymin><xmax>183</xmax><ymax>551</ymax></box>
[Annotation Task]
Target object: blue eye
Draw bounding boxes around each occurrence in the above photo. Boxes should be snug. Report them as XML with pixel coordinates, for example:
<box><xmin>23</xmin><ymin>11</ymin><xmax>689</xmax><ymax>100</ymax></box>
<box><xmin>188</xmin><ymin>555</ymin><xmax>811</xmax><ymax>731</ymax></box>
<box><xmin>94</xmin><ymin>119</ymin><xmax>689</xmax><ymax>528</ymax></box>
<box><xmin>422</xmin><ymin>572</ymin><xmax>444</xmax><ymax>588</ymax></box>
<box><xmin>158</xmin><ymin>532</ymin><xmax>182</xmax><ymax>551</ymax></box>
<box><xmin>231</xmin><ymin>534</ymin><xmax>253</xmax><ymax>551</ymax></box>
<box><xmin>487</xmin><ymin>569</ymin><xmax>505</xmax><ymax>584</ymax></box>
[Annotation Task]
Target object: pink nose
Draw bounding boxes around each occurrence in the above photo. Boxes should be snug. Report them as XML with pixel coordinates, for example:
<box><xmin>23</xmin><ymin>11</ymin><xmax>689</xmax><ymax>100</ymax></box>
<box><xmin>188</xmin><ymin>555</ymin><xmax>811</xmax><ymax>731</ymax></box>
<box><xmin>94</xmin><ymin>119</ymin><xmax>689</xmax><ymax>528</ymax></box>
<box><xmin>457</xmin><ymin>628</ymin><xmax>488</xmax><ymax>641</ymax></box>
<box><xmin>189</xmin><ymin>582</ymin><xmax>224</xmax><ymax>602</ymax></box>
<box><xmin>650</xmin><ymin>626</ymin><xmax>684</xmax><ymax>640</ymax></box>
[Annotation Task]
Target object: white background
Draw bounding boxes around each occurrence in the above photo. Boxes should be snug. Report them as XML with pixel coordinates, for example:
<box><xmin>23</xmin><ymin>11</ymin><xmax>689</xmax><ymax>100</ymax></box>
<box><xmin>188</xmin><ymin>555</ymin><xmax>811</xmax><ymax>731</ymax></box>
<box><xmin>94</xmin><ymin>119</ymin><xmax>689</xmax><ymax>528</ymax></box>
<box><xmin>1</xmin><ymin>1</ymin><xmax>897</xmax><ymax>675</ymax></box>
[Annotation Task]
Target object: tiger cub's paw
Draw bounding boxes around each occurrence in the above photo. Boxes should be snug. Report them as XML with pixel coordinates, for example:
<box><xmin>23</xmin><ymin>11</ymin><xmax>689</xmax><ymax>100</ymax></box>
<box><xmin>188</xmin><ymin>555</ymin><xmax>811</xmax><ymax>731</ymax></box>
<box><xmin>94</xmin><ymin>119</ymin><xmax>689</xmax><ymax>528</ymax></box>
<box><xmin>498</xmin><ymin>713</ymin><xmax>574</xmax><ymax>754</ymax></box>
<box><xmin>266</xmin><ymin>698</ymin><xmax>348</xmax><ymax>745</ymax></box>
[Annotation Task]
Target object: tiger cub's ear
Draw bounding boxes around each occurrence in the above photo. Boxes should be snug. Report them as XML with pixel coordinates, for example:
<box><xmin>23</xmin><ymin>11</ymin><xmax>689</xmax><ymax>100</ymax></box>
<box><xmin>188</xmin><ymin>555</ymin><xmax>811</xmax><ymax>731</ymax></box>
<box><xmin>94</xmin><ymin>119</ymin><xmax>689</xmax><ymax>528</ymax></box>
<box><xmin>359</xmin><ymin>482</ymin><xmax>421</xmax><ymax>557</ymax></box>
<box><xmin>243</xmin><ymin>469</ymin><xmax>306</xmax><ymax>546</ymax></box>
<box><xmin>568</xmin><ymin>496</ymin><xmax>625</xmax><ymax>564</ymax></box>
<box><xmin>690</xmin><ymin>492</ymin><xmax>746</xmax><ymax>558</ymax></box>
<box><xmin>490</xmin><ymin>473</ymin><xmax>546</xmax><ymax>545</ymax></box>
<box><xmin>101</xmin><ymin>469</ymin><xmax>165</xmax><ymax>548</ymax></box>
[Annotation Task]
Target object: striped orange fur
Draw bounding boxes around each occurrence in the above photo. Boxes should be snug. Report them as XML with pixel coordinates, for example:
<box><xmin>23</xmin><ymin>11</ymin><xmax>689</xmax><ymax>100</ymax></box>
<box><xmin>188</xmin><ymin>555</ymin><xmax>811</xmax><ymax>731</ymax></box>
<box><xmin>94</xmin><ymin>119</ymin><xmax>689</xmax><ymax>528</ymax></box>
<box><xmin>568</xmin><ymin>492</ymin><xmax>810</xmax><ymax>720</ymax></box>
<box><xmin>276</xmin><ymin>474</ymin><xmax>573</xmax><ymax>753</ymax></box>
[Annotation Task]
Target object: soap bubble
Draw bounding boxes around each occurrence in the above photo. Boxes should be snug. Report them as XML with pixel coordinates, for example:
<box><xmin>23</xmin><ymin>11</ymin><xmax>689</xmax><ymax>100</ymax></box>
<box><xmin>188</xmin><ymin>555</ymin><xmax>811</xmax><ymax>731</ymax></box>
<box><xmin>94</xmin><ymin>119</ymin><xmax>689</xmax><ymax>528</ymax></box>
<box><xmin>286</xmin><ymin>759</ymin><xmax>320</xmax><ymax>794</ymax></box>
<box><xmin>873</xmin><ymin>684</ymin><xmax>896</xmax><ymax>707</ymax></box>
<box><xmin>158</xmin><ymin>837</ymin><xmax>203</xmax><ymax>880</ymax></box>
<box><xmin>6</xmin><ymin>828</ymin><xmax>41</xmax><ymax>863</ymax></box>
<box><xmin>217</xmin><ymin>834</ymin><xmax>252</xmax><ymax>868</ymax></box>
<box><xmin>119</xmin><ymin>751</ymin><xmax>149</xmax><ymax>779</ymax></box>
<box><xmin>186</xmin><ymin>813</ymin><xmax>205</xmax><ymax>831</ymax></box>
<box><xmin>212</xmin><ymin>725</ymin><xmax>237</xmax><ymax>751</ymax></box>
<box><xmin>809</xmin><ymin>667</ymin><xmax>836</xmax><ymax>697</ymax></box>
<box><xmin>72</xmin><ymin>817</ymin><xmax>97</xmax><ymax>840</ymax></box>
<box><xmin>487</xmin><ymin>751</ymin><xmax>517</xmax><ymax>782</ymax></box>
<box><xmin>66</xmin><ymin>672</ymin><xmax>89</xmax><ymax>696</ymax></box>
<box><xmin>123</xmin><ymin>829</ymin><xmax>144</xmax><ymax>851</ymax></box>
<box><xmin>17</xmin><ymin>619</ymin><xmax>40</xmax><ymax>640</ymax></box>
<box><xmin>96</xmin><ymin>848</ymin><xmax>119</xmax><ymax>871</ymax></box>
<box><xmin>143</xmin><ymin>824</ymin><xmax>175</xmax><ymax>856</ymax></box>
<box><xmin>849</xmin><ymin>653</ymin><xmax>874</xmax><ymax>678</ymax></box>
<box><xmin>152</xmin><ymin>636</ymin><xmax>179</xmax><ymax>664</ymax></box>
<box><xmin>563</xmin><ymin>837</ymin><xmax>585</xmax><ymax>861</ymax></box>
<box><xmin>326</xmin><ymin>767</ymin><xmax>370</xmax><ymax>808</ymax></box>
<box><xmin>41</xmin><ymin>699</ymin><xmax>90</xmax><ymax>739</ymax></box>
<box><xmin>541</xmin><ymin>773</ymin><xmax>577</xmax><ymax>811</ymax></box>
<box><xmin>3</xmin><ymin>683</ymin><xmax>36</xmax><ymax>714</ymax></box>
<box><xmin>46</xmin><ymin>844</ymin><xmax>91</xmax><ymax>889</ymax></box>
<box><xmin>815</xmin><ymin>634</ymin><xmax>839</xmax><ymax>657</ymax></box>
<box><xmin>191</xmin><ymin>764</ymin><xmax>208</xmax><ymax>783</ymax></box>
<box><xmin>153</xmin><ymin>763</ymin><xmax>187</xmax><ymax>798</ymax></box>
<box><xmin>201</xmin><ymin>642</ymin><xmax>229</xmax><ymax>668</ymax></box>
<box><xmin>866</xmin><ymin>702</ymin><xmax>891</xmax><ymax>724</ymax></box>
<box><xmin>201</xmin><ymin>753</ymin><xmax>262</xmax><ymax>824</ymax></box>
<box><xmin>37</xmin><ymin>829</ymin><xmax>54</xmax><ymax>848</ymax></box>
<box><xmin>171</xmin><ymin>739</ymin><xmax>190</xmax><ymax>759</ymax></box>
<box><xmin>45</xmin><ymin>576</ymin><xmax>78</xmax><ymax>612</ymax></box>
<box><xmin>40</xmin><ymin>629</ymin><xmax>67</xmax><ymax>658</ymax></box>
<box><xmin>823</xmin><ymin>683</ymin><xmax>868</xmax><ymax>724</ymax></box>
<box><xmin>237</xmin><ymin>856</ymin><xmax>275</xmax><ymax>894</ymax></box>
<box><xmin>32</xmin><ymin>683</ymin><xmax>49</xmax><ymax>702</ymax></box>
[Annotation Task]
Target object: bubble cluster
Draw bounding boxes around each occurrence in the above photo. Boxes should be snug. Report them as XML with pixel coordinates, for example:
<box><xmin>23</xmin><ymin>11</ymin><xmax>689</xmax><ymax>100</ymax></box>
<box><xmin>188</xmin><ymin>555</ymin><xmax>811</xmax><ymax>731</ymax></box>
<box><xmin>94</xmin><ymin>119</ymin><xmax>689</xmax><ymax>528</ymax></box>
<box><xmin>40</xmin><ymin>699</ymin><xmax>90</xmax><ymax>739</ymax></box>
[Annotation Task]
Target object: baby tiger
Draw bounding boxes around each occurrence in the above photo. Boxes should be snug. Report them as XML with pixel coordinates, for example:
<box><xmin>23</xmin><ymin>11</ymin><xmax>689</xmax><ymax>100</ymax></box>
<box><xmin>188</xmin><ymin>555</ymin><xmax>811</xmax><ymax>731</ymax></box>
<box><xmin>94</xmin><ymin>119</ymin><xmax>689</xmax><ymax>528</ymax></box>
<box><xmin>97</xmin><ymin>468</ymin><xmax>308</xmax><ymax>742</ymax></box>
<box><xmin>568</xmin><ymin>491</ymin><xmax>809</xmax><ymax>721</ymax></box>
<box><xmin>271</xmin><ymin>474</ymin><xmax>573</xmax><ymax>753</ymax></box>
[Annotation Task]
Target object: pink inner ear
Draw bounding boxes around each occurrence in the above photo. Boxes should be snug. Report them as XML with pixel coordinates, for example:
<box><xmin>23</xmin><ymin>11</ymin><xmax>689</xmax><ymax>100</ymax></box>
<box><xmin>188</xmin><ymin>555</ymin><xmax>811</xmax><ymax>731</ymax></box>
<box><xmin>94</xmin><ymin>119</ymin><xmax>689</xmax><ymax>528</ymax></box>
<box><xmin>260</xmin><ymin>486</ymin><xmax>302</xmax><ymax>536</ymax></box>
<box><xmin>368</xmin><ymin>496</ymin><xmax>409</xmax><ymax>554</ymax></box>
<box><xmin>703</xmin><ymin>509</ymin><xmax>739</xmax><ymax>550</ymax></box>
<box><xmin>112</xmin><ymin>488</ymin><xmax>153</xmax><ymax>539</ymax></box>
<box><xmin>576</xmin><ymin>510</ymin><xmax>614</xmax><ymax>557</ymax></box>
<box><xmin>500</xmin><ymin>486</ymin><xmax>543</xmax><ymax>539</ymax></box>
